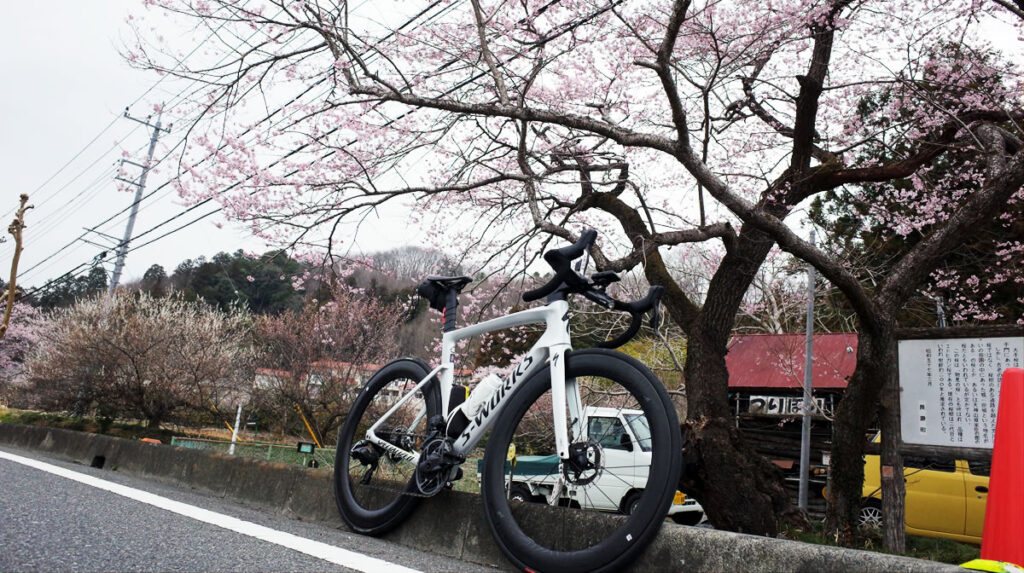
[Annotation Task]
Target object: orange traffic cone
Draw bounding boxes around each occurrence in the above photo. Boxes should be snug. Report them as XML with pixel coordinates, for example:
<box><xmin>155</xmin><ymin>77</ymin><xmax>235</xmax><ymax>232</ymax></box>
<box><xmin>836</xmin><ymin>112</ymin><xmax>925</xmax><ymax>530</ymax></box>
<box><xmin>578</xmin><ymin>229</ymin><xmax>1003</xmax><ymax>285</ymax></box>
<box><xmin>981</xmin><ymin>367</ymin><xmax>1024</xmax><ymax>566</ymax></box>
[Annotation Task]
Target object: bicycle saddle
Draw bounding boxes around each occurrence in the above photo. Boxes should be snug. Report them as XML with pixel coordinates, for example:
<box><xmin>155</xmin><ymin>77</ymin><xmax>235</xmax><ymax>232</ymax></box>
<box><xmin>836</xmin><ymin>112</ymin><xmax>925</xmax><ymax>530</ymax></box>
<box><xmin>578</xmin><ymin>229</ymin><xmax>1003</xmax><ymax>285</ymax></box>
<box><xmin>417</xmin><ymin>275</ymin><xmax>473</xmax><ymax>312</ymax></box>
<box><xmin>423</xmin><ymin>275</ymin><xmax>473</xmax><ymax>291</ymax></box>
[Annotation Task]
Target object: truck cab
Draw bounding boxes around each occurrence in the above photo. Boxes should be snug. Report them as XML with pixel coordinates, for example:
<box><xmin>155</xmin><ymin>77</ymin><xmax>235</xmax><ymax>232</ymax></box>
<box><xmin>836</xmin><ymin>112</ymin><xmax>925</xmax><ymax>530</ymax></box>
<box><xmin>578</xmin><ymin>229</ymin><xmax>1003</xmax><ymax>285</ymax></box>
<box><xmin>486</xmin><ymin>406</ymin><xmax>704</xmax><ymax>525</ymax></box>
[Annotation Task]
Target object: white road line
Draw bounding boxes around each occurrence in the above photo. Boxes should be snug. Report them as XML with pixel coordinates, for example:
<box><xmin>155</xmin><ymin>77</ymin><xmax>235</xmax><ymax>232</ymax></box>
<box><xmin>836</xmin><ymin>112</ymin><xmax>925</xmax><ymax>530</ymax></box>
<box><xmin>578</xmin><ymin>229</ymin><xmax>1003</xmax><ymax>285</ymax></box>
<box><xmin>0</xmin><ymin>450</ymin><xmax>423</xmax><ymax>573</ymax></box>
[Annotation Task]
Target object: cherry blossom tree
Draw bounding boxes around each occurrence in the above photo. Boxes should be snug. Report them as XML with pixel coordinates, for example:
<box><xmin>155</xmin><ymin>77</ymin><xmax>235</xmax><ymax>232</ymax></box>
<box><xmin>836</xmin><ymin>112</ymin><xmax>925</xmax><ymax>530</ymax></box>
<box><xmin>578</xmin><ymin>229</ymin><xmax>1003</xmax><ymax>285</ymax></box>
<box><xmin>808</xmin><ymin>41</ymin><xmax>1024</xmax><ymax>327</ymax></box>
<box><xmin>695</xmin><ymin>24</ymin><xmax>1024</xmax><ymax>549</ymax></box>
<box><xmin>129</xmin><ymin>0</ymin><xmax>1024</xmax><ymax>539</ymax></box>
<box><xmin>253</xmin><ymin>281</ymin><xmax>404</xmax><ymax>442</ymax></box>
<box><xmin>0</xmin><ymin>301</ymin><xmax>44</xmax><ymax>406</ymax></box>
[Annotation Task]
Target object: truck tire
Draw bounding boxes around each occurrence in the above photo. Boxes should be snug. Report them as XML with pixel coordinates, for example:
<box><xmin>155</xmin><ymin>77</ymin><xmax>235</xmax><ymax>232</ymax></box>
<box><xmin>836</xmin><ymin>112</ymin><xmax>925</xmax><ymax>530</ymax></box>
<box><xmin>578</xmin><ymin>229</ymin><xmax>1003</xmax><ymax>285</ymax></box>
<box><xmin>621</xmin><ymin>490</ymin><xmax>642</xmax><ymax>515</ymax></box>
<box><xmin>671</xmin><ymin>511</ymin><xmax>703</xmax><ymax>526</ymax></box>
<box><xmin>509</xmin><ymin>484</ymin><xmax>533</xmax><ymax>503</ymax></box>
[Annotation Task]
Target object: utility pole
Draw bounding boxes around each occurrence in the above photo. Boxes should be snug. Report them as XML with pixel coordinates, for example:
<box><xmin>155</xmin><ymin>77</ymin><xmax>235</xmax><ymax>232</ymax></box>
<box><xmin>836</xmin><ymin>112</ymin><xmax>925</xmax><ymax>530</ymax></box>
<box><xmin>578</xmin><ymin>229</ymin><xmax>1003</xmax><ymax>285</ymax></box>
<box><xmin>229</xmin><ymin>403</ymin><xmax>244</xmax><ymax>455</ymax></box>
<box><xmin>798</xmin><ymin>230</ymin><xmax>816</xmax><ymax>510</ymax></box>
<box><xmin>935</xmin><ymin>295</ymin><xmax>947</xmax><ymax>328</ymax></box>
<box><xmin>110</xmin><ymin>108</ymin><xmax>169</xmax><ymax>293</ymax></box>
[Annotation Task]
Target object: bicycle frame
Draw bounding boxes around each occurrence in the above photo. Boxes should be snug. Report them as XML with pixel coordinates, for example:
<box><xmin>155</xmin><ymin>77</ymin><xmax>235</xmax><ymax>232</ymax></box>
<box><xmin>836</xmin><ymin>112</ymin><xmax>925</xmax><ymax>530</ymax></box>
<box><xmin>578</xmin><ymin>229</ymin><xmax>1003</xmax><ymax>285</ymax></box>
<box><xmin>366</xmin><ymin>299</ymin><xmax>583</xmax><ymax>464</ymax></box>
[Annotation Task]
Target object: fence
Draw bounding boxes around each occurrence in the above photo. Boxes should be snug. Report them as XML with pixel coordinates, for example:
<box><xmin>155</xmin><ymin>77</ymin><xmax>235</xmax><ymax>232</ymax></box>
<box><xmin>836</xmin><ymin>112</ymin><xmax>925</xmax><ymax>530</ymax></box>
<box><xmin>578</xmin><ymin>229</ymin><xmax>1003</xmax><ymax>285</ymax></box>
<box><xmin>170</xmin><ymin>437</ymin><xmax>336</xmax><ymax>469</ymax></box>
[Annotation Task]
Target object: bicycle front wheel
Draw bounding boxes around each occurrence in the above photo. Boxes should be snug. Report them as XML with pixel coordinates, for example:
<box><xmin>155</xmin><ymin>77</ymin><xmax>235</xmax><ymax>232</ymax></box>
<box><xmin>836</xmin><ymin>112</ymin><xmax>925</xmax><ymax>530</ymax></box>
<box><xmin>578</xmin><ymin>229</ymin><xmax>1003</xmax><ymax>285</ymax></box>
<box><xmin>333</xmin><ymin>357</ymin><xmax>440</xmax><ymax>535</ymax></box>
<box><xmin>481</xmin><ymin>348</ymin><xmax>682</xmax><ymax>573</ymax></box>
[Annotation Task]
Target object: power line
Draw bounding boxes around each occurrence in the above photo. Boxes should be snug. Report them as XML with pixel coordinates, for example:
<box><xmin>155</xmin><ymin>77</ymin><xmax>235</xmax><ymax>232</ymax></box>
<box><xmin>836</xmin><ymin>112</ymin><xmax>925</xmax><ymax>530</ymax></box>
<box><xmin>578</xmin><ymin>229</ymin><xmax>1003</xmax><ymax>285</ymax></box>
<box><xmin>23</xmin><ymin>0</ymin><xmax>590</xmax><ymax>300</ymax></box>
<box><xmin>12</xmin><ymin>3</ymin><xmax>314</xmax><ymax>280</ymax></box>
<box><xmin>23</xmin><ymin>0</ymin><xmax>457</xmax><ymax>279</ymax></box>
<box><xmin>1</xmin><ymin>1</ymin><xmax>253</xmax><ymax>223</ymax></box>
<box><xmin>0</xmin><ymin>116</ymin><xmax>123</xmax><ymax>223</ymax></box>
<box><xmin>20</xmin><ymin>0</ymin><xmax>458</xmax><ymax>298</ymax></box>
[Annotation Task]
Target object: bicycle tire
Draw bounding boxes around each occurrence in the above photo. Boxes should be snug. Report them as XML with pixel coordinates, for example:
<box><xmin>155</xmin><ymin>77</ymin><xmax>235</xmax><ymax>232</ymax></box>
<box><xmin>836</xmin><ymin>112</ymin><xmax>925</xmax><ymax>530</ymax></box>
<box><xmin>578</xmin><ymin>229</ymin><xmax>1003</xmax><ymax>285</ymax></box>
<box><xmin>333</xmin><ymin>357</ymin><xmax>440</xmax><ymax>535</ymax></box>
<box><xmin>481</xmin><ymin>348</ymin><xmax>681</xmax><ymax>573</ymax></box>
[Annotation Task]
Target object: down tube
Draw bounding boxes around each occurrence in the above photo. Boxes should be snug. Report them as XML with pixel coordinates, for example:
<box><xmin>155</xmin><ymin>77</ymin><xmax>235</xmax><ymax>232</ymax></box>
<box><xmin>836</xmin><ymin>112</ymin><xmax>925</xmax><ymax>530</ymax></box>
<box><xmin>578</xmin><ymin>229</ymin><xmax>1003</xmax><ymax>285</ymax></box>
<box><xmin>452</xmin><ymin>345</ymin><xmax>549</xmax><ymax>456</ymax></box>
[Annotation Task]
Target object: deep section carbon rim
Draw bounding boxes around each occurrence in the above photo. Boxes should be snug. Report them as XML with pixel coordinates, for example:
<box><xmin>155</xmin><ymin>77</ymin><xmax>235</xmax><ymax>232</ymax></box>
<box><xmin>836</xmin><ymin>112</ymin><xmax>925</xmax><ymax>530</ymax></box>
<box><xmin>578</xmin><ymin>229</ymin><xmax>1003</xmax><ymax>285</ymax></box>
<box><xmin>481</xmin><ymin>350</ymin><xmax>681</xmax><ymax>573</ymax></box>
<box><xmin>334</xmin><ymin>359</ymin><xmax>439</xmax><ymax>534</ymax></box>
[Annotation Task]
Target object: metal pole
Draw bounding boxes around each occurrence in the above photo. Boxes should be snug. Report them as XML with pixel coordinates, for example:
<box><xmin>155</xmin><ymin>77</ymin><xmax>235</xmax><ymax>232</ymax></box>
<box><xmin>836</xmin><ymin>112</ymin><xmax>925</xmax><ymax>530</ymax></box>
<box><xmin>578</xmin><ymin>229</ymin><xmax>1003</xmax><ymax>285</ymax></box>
<box><xmin>110</xmin><ymin>111</ymin><xmax>168</xmax><ymax>292</ymax></box>
<box><xmin>798</xmin><ymin>231</ymin><xmax>816</xmax><ymax>510</ymax></box>
<box><xmin>229</xmin><ymin>403</ymin><xmax>243</xmax><ymax>455</ymax></box>
<box><xmin>296</xmin><ymin>403</ymin><xmax>323</xmax><ymax>448</ymax></box>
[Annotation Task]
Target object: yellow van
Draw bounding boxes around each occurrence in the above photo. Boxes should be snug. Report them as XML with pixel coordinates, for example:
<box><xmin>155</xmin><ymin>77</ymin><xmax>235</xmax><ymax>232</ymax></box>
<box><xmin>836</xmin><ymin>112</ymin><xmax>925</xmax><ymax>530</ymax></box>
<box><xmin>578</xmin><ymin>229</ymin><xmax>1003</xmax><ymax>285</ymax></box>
<box><xmin>860</xmin><ymin>452</ymin><xmax>989</xmax><ymax>544</ymax></box>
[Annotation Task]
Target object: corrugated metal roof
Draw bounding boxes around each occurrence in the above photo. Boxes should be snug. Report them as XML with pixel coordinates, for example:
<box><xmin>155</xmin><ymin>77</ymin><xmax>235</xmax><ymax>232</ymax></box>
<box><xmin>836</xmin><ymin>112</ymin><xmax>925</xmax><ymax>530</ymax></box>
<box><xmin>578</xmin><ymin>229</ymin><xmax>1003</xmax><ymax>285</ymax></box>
<box><xmin>726</xmin><ymin>333</ymin><xmax>857</xmax><ymax>390</ymax></box>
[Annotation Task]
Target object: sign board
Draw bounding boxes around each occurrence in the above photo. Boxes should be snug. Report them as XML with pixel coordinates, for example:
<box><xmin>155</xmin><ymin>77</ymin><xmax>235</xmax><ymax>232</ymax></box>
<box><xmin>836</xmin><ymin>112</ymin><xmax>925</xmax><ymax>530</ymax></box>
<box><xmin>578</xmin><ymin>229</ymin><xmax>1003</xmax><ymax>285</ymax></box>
<box><xmin>296</xmin><ymin>441</ymin><xmax>316</xmax><ymax>454</ymax></box>
<box><xmin>898</xmin><ymin>337</ymin><xmax>1024</xmax><ymax>448</ymax></box>
<box><xmin>748</xmin><ymin>394</ymin><xmax>827</xmax><ymax>416</ymax></box>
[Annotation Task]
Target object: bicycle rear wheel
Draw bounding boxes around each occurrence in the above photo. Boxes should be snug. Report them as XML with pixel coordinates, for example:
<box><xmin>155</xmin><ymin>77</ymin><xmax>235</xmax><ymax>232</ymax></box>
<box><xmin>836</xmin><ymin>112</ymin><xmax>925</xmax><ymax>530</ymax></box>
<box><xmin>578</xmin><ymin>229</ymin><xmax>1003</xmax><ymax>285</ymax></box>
<box><xmin>481</xmin><ymin>348</ymin><xmax>681</xmax><ymax>573</ymax></box>
<box><xmin>333</xmin><ymin>358</ymin><xmax>440</xmax><ymax>535</ymax></box>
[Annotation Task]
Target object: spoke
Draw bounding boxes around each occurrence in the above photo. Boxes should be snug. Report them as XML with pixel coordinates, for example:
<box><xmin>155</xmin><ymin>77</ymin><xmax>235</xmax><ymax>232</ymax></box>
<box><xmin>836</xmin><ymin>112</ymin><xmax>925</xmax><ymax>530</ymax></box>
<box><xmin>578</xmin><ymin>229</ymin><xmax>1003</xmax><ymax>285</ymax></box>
<box><xmin>596</xmin><ymin>469</ymin><xmax>641</xmax><ymax>489</ymax></box>
<box><xmin>580</xmin><ymin>480</ymin><xmax>620</xmax><ymax>509</ymax></box>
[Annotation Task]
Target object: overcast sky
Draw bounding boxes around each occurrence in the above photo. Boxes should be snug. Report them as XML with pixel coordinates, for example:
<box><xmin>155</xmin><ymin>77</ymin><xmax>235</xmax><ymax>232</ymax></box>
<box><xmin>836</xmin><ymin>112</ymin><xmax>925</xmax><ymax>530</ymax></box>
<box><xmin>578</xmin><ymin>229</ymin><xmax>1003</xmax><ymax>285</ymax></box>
<box><xmin>2</xmin><ymin>3</ymin><xmax>1020</xmax><ymax>295</ymax></box>
<box><xmin>0</xmin><ymin>0</ymin><xmax>414</xmax><ymax>293</ymax></box>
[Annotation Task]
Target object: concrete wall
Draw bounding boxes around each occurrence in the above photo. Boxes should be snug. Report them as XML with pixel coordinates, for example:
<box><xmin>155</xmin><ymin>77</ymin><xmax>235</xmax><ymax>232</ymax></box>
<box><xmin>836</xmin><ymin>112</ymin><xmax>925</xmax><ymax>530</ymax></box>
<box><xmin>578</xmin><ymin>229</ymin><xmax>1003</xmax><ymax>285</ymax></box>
<box><xmin>0</xmin><ymin>423</ymin><xmax>962</xmax><ymax>572</ymax></box>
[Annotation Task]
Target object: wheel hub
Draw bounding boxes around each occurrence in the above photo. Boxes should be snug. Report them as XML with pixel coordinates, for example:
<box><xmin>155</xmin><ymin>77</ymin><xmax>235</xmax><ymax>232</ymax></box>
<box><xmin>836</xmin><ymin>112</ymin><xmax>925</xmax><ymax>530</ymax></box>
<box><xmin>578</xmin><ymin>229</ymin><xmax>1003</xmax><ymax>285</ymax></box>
<box><xmin>563</xmin><ymin>440</ymin><xmax>602</xmax><ymax>485</ymax></box>
<box><xmin>377</xmin><ymin>426</ymin><xmax>416</xmax><ymax>462</ymax></box>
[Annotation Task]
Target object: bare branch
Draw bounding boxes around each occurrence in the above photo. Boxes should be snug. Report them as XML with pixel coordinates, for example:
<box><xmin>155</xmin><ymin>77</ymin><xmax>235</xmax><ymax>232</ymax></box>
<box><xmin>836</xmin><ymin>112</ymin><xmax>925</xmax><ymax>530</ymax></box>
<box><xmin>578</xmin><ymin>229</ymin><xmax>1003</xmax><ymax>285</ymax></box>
<box><xmin>1</xmin><ymin>194</ymin><xmax>32</xmax><ymax>340</ymax></box>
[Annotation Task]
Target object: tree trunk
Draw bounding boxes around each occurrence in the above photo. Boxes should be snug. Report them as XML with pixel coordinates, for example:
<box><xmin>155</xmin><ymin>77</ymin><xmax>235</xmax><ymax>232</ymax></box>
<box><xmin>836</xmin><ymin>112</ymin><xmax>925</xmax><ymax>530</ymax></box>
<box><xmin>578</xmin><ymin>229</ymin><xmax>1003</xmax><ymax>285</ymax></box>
<box><xmin>826</xmin><ymin>319</ymin><xmax>904</xmax><ymax>549</ymax></box>
<box><xmin>586</xmin><ymin>166</ymin><xmax>801</xmax><ymax>533</ymax></box>
<box><xmin>682</xmin><ymin>331</ymin><xmax>794</xmax><ymax>534</ymax></box>
<box><xmin>676</xmin><ymin>227</ymin><xmax>797</xmax><ymax>534</ymax></box>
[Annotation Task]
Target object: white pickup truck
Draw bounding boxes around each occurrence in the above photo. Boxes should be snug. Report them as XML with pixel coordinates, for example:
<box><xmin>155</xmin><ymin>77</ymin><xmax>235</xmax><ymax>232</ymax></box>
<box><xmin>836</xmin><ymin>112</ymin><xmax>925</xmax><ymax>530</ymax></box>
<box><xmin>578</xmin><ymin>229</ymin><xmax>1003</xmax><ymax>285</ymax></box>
<box><xmin>482</xmin><ymin>406</ymin><xmax>705</xmax><ymax>526</ymax></box>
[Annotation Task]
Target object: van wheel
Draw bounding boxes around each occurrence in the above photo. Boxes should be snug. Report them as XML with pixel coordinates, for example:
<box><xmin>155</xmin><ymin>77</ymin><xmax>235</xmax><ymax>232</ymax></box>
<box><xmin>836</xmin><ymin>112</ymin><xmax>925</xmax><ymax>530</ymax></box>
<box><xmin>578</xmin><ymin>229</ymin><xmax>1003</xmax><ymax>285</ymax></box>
<box><xmin>622</xmin><ymin>491</ymin><xmax>642</xmax><ymax>515</ymax></box>
<box><xmin>858</xmin><ymin>499</ymin><xmax>882</xmax><ymax>530</ymax></box>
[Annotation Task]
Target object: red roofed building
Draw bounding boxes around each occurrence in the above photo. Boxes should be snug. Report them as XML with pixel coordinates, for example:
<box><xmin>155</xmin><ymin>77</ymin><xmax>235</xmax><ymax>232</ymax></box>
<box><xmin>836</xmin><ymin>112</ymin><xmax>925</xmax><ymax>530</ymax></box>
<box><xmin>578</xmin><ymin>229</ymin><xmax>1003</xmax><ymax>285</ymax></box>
<box><xmin>725</xmin><ymin>333</ymin><xmax>856</xmax><ymax>420</ymax></box>
<box><xmin>727</xmin><ymin>333</ymin><xmax>857</xmax><ymax>390</ymax></box>
<box><xmin>726</xmin><ymin>333</ymin><xmax>858</xmax><ymax>500</ymax></box>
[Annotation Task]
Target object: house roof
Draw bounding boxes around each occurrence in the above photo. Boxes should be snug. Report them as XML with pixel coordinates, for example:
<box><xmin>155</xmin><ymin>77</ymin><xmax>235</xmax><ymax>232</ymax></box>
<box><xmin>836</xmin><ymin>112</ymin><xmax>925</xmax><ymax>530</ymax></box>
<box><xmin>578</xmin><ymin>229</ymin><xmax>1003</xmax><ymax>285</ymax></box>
<box><xmin>726</xmin><ymin>333</ymin><xmax>857</xmax><ymax>390</ymax></box>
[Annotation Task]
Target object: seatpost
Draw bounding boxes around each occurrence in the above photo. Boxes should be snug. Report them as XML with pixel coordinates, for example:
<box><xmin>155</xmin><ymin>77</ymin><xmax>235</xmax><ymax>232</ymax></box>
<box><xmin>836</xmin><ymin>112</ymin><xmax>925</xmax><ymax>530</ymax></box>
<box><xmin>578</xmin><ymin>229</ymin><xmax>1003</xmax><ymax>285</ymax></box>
<box><xmin>443</xmin><ymin>289</ymin><xmax>459</xmax><ymax>332</ymax></box>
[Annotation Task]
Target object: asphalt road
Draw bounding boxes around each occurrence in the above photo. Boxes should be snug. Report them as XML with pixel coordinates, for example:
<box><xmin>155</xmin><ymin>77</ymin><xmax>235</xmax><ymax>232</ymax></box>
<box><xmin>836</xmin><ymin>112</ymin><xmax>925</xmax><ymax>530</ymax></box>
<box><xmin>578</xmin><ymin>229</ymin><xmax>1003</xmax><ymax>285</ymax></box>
<box><xmin>0</xmin><ymin>445</ymin><xmax>498</xmax><ymax>573</ymax></box>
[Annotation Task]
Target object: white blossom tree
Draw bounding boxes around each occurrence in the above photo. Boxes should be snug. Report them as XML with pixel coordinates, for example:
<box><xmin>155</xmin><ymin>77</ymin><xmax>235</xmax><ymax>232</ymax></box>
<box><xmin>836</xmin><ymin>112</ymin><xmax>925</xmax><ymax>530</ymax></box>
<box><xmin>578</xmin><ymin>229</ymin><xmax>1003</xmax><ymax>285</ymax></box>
<box><xmin>26</xmin><ymin>292</ymin><xmax>254</xmax><ymax>429</ymax></box>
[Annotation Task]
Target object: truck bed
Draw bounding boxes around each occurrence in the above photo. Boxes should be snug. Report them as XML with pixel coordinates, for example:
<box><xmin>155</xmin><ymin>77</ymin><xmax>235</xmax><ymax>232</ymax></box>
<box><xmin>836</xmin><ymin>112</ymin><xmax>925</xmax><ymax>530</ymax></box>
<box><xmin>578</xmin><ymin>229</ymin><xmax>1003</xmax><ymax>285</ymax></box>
<box><xmin>476</xmin><ymin>454</ymin><xmax>559</xmax><ymax>477</ymax></box>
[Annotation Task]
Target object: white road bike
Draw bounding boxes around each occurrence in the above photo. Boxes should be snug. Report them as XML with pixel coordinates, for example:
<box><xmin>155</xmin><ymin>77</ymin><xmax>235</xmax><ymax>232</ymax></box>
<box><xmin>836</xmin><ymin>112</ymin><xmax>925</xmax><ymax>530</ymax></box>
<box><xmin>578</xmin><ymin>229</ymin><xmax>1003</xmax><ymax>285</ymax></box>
<box><xmin>333</xmin><ymin>230</ymin><xmax>682</xmax><ymax>573</ymax></box>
